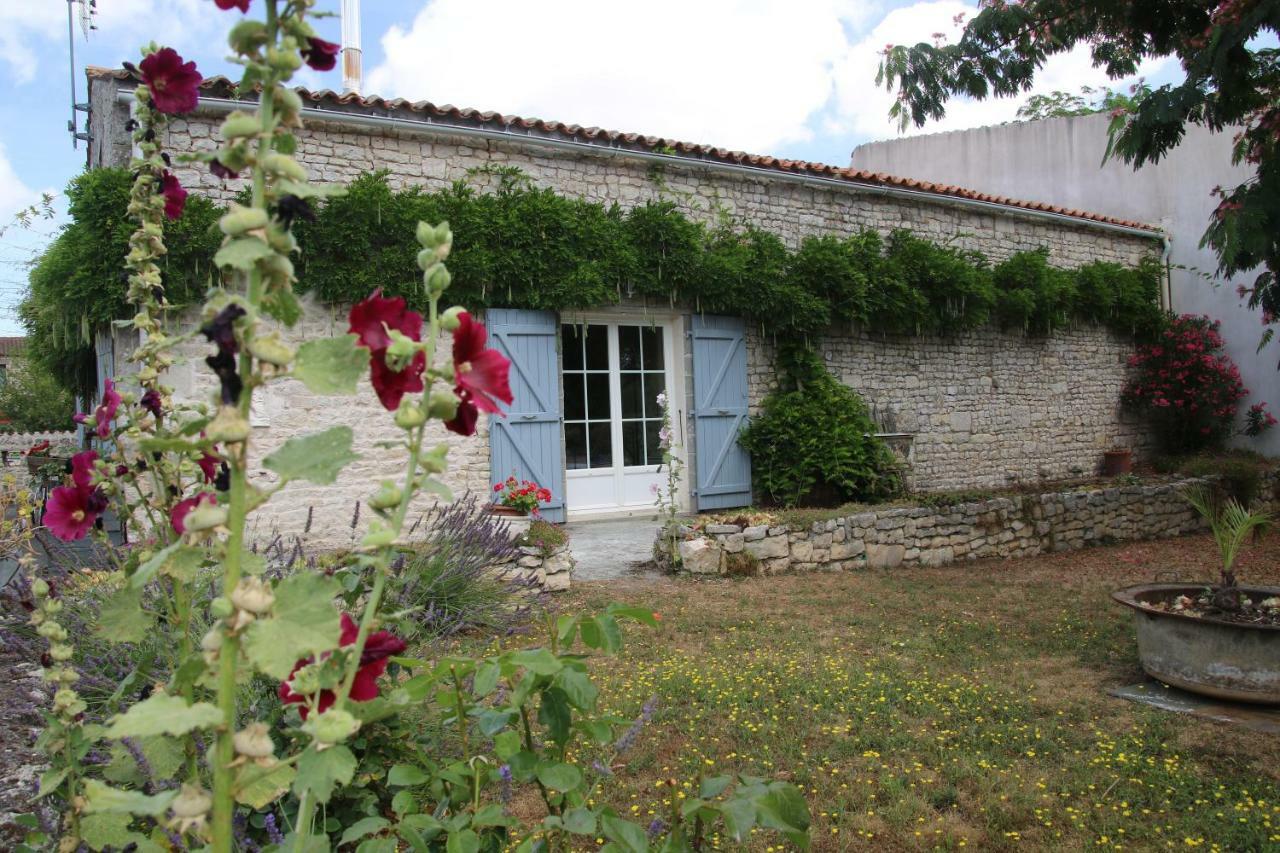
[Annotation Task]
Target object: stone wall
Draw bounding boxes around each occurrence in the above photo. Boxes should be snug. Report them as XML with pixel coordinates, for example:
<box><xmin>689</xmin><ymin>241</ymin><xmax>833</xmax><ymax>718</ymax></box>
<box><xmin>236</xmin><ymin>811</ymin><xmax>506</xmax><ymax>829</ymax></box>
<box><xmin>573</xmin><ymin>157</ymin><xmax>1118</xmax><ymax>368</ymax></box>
<box><xmin>747</xmin><ymin>324</ymin><xmax>1151</xmax><ymax>491</ymax></box>
<box><xmin>665</xmin><ymin>473</ymin><xmax>1279</xmax><ymax>575</ymax></box>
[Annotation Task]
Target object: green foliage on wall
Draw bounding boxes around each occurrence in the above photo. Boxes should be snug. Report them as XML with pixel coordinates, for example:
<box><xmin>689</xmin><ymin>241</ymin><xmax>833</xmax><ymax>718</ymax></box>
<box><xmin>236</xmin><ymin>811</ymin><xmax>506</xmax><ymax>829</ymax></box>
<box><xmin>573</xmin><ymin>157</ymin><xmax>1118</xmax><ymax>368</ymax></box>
<box><xmin>0</xmin><ymin>356</ymin><xmax>75</xmax><ymax>433</ymax></box>
<box><xmin>739</xmin><ymin>346</ymin><xmax>903</xmax><ymax>508</ymax></box>
<box><xmin>21</xmin><ymin>169</ymin><xmax>222</xmax><ymax>399</ymax></box>
<box><xmin>26</xmin><ymin>167</ymin><xmax>1166</xmax><ymax>398</ymax></box>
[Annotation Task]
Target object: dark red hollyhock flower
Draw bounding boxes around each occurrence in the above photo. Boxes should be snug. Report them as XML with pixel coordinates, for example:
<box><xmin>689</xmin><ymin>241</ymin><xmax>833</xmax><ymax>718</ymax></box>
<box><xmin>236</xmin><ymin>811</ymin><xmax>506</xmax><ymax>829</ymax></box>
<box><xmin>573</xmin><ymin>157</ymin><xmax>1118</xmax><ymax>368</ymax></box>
<box><xmin>369</xmin><ymin>350</ymin><xmax>426</xmax><ymax>411</ymax></box>
<box><xmin>138</xmin><ymin>48</ymin><xmax>202</xmax><ymax>115</ymax></box>
<box><xmin>160</xmin><ymin>172</ymin><xmax>188</xmax><ymax>220</ymax></box>
<box><xmin>171</xmin><ymin>492</ymin><xmax>216</xmax><ymax>535</ymax></box>
<box><xmin>197</xmin><ymin>451</ymin><xmax>220</xmax><ymax>483</ymax></box>
<box><xmin>444</xmin><ymin>387</ymin><xmax>479</xmax><ymax>436</ymax></box>
<box><xmin>452</xmin><ymin>312</ymin><xmax>512</xmax><ymax>414</ymax></box>
<box><xmin>45</xmin><ymin>482</ymin><xmax>108</xmax><ymax>542</ymax></box>
<box><xmin>209</xmin><ymin>159</ymin><xmax>239</xmax><ymax>181</ymax></box>
<box><xmin>301</xmin><ymin>37</ymin><xmax>340</xmax><ymax>72</ymax></box>
<box><xmin>140</xmin><ymin>389</ymin><xmax>163</xmax><ymax>418</ymax></box>
<box><xmin>95</xmin><ymin>379</ymin><xmax>121</xmax><ymax>440</ymax></box>
<box><xmin>278</xmin><ymin>613</ymin><xmax>406</xmax><ymax>719</ymax></box>
<box><xmin>214</xmin><ymin>0</ymin><xmax>251</xmax><ymax>11</ymax></box>
<box><xmin>70</xmin><ymin>450</ymin><xmax>98</xmax><ymax>491</ymax></box>
<box><xmin>348</xmin><ymin>290</ymin><xmax>427</xmax><ymax>411</ymax></box>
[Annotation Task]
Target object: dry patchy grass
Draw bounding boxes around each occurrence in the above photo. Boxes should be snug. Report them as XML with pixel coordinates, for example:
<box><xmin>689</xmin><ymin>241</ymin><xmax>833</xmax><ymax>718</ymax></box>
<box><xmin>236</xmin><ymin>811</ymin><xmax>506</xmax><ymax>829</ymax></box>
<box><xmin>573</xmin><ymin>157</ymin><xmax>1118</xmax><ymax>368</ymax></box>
<box><xmin>552</xmin><ymin>533</ymin><xmax>1280</xmax><ymax>852</ymax></box>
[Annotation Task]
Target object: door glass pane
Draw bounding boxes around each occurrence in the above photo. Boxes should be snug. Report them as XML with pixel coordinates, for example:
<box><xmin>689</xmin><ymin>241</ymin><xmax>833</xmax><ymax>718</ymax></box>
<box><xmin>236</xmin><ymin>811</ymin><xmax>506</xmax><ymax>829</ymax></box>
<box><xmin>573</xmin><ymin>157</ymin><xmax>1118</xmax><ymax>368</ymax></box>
<box><xmin>565</xmin><ymin>423</ymin><xmax>588</xmax><ymax>470</ymax></box>
<box><xmin>621</xmin><ymin>421</ymin><xmax>644</xmax><ymax>466</ymax></box>
<box><xmin>588</xmin><ymin>422</ymin><xmax>613</xmax><ymax>468</ymax></box>
<box><xmin>645</xmin><ymin>419</ymin><xmax>664</xmax><ymax>465</ymax></box>
<box><xmin>640</xmin><ymin>326</ymin><xmax>664</xmax><ymax>369</ymax></box>
<box><xmin>618</xmin><ymin>326</ymin><xmax>641</xmax><ymax>370</ymax></box>
<box><xmin>561</xmin><ymin>325</ymin><xmax>584</xmax><ymax>370</ymax></box>
<box><xmin>620</xmin><ymin>372</ymin><xmax>643</xmax><ymax>419</ymax></box>
<box><xmin>583</xmin><ymin>325</ymin><xmax>609</xmax><ymax>370</ymax></box>
<box><xmin>563</xmin><ymin>373</ymin><xmax>585</xmax><ymax>420</ymax></box>
<box><xmin>586</xmin><ymin>373</ymin><xmax>610</xmax><ymax>420</ymax></box>
<box><xmin>643</xmin><ymin>373</ymin><xmax>666</xmax><ymax>417</ymax></box>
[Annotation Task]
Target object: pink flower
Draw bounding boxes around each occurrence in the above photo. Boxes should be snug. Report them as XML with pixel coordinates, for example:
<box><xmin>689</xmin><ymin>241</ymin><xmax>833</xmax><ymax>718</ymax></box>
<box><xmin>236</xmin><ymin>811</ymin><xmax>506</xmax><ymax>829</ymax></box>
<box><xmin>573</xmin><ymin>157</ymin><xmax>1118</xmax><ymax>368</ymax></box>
<box><xmin>71</xmin><ymin>450</ymin><xmax>99</xmax><ymax>491</ymax></box>
<box><xmin>348</xmin><ymin>290</ymin><xmax>427</xmax><ymax>412</ymax></box>
<box><xmin>161</xmin><ymin>172</ymin><xmax>187</xmax><ymax>220</ymax></box>
<box><xmin>213</xmin><ymin>0</ymin><xmax>251</xmax><ymax>10</ymax></box>
<box><xmin>197</xmin><ymin>450</ymin><xmax>220</xmax><ymax>483</ymax></box>
<box><xmin>95</xmin><ymin>379</ymin><xmax>121</xmax><ymax>439</ymax></box>
<box><xmin>171</xmin><ymin>492</ymin><xmax>216</xmax><ymax>534</ymax></box>
<box><xmin>138</xmin><ymin>47</ymin><xmax>202</xmax><ymax>115</ymax></box>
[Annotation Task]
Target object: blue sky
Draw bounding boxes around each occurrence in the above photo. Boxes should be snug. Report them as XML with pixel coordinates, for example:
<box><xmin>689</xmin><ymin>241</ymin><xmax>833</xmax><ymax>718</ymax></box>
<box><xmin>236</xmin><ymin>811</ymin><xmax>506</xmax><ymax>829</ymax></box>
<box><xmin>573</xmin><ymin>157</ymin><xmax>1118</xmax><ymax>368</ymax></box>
<box><xmin>0</xmin><ymin>0</ymin><xmax>1175</xmax><ymax>334</ymax></box>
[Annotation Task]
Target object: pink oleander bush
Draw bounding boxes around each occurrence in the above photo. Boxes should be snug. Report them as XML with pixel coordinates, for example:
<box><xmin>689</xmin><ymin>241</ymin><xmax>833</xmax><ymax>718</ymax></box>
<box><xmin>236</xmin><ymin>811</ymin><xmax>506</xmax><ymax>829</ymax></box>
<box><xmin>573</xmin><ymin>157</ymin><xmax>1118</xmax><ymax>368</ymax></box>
<box><xmin>1122</xmin><ymin>314</ymin><xmax>1275</xmax><ymax>454</ymax></box>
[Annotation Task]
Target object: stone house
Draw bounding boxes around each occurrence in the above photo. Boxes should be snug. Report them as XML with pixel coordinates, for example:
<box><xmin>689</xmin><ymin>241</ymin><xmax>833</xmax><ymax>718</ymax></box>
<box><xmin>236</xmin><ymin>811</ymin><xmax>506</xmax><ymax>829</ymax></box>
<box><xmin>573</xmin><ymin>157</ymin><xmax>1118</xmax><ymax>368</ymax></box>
<box><xmin>84</xmin><ymin>68</ymin><xmax>1163</xmax><ymax>542</ymax></box>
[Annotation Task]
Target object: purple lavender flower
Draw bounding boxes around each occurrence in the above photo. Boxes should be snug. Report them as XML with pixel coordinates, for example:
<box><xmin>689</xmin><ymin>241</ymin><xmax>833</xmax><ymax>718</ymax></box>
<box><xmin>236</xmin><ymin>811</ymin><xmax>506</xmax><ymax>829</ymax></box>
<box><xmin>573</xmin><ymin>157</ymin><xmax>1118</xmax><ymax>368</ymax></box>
<box><xmin>263</xmin><ymin>813</ymin><xmax>284</xmax><ymax>846</ymax></box>
<box><xmin>647</xmin><ymin>818</ymin><xmax>667</xmax><ymax>840</ymax></box>
<box><xmin>498</xmin><ymin>764</ymin><xmax>513</xmax><ymax>804</ymax></box>
<box><xmin>614</xmin><ymin>696</ymin><xmax>658</xmax><ymax>755</ymax></box>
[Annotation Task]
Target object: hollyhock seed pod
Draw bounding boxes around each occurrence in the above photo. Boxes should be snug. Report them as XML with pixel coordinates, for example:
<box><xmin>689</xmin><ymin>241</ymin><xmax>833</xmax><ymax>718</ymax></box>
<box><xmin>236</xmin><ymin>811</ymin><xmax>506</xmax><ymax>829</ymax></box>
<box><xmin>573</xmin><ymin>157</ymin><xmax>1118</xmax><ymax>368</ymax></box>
<box><xmin>427</xmin><ymin>388</ymin><xmax>459</xmax><ymax>421</ymax></box>
<box><xmin>439</xmin><ymin>306</ymin><xmax>465</xmax><ymax>331</ymax></box>
<box><xmin>233</xmin><ymin>723</ymin><xmax>275</xmax><ymax>759</ymax></box>
<box><xmin>248</xmin><ymin>335</ymin><xmax>294</xmax><ymax>366</ymax></box>
<box><xmin>207</xmin><ymin>406</ymin><xmax>251</xmax><ymax>444</ymax></box>
<box><xmin>368</xmin><ymin>481</ymin><xmax>402</xmax><ymax>511</ymax></box>
<box><xmin>169</xmin><ymin>784</ymin><xmax>213</xmax><ymax>835</ymax></box>
<box><xmin>394</xmin><ymin>400</ymin><xmax>426</xmax><ymax>430</ymax></box>
<box><xmin>230</xmin><ymin>577</ymin><xmax>275</xmax><ymax>615</ymax></box>
<box><xmin>227</xmin><ymin>20</ymin><xmax>269</xmax><ymax>54</ymax></box>
<box><xmin>219</xmin><ymin>204</ymin><xmax>270</xmax><ymax>236</ymax></box>
<box><xmin>184</xmin><ymin>502</ymin><xmax>229</xmax><ymax>533</ymax></box>
<box><xmin>210</xmin><ymin>597</ymin><xmax>233</xmax><ymax>619</ymax></box>
<box><xmin>219</xmin><ymin>111</ymin><xmax>261</xmax><ymax>142</ymax></box>
<box><xmin>302</xmin><ymin>707</ymin><xmax>361</xmax><ymax>745</ymax></box>
<box><xmin>265</xmin><ymin>45</ymin><xmax>303</xmax><ymax>73</ymax></box>
<box><xmin>426</xmin><ymin>265</ymin><xmax>452</xmax><ymax>294</ymax></box>
<box><xmin>262</xmin><ymin>152</ymin><xmax>306</xmax><ymax>182</ymax></box>
<box><xmin>201</xmin><ymin>626</ymin><xmax>223</xmax><ymax>653</ymax></box>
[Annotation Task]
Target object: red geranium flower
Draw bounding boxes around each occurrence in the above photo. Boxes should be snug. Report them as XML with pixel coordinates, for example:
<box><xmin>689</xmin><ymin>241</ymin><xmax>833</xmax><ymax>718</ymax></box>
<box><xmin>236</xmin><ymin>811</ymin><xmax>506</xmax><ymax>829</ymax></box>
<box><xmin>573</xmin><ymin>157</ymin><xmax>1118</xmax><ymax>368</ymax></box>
<box><xmin>45</xmin><ymin>484</ymin><xmax>108</xmax><ymax>542</ymax></box>
<box><xmin>171</xmin><ymin>492</ymin><xmax>216</xmax><ymax>534</ymax></box>
<box><xmin>214</xmin><ymin>0</ymin><xmax>251</xmax><ymax>11</ymax></box>
<box><xmin>138</xmin><ymin>47</ymin><xmax>202</xmax><ymax>115</ymax></box>
<box><xmin>301</xmin><ymin>37</ymin><xmax>340</xmax><ymax>72</ymax></box>
<box><xmin>160</xmin><ymin>171</ymin><xmax>187</xmax><ymax>220</ymax></box>
<box><xmin>348</xmin><ymin>290</ymin><xmax>427</xmax><ymax>411</ymax></box>
<box><xmin>95</xmin><ymin>379</ymin><xmax>121</xmax><ymax>440</ymax></box>
<box><xmin>278</xmin><ymin>613</ymin><xmax>406</xmax><ymax>719</ymax></box>
<box><xmin>452</xmin><ymin>312</ymin><xmax>512</xmax><ymax>415</ymax></box>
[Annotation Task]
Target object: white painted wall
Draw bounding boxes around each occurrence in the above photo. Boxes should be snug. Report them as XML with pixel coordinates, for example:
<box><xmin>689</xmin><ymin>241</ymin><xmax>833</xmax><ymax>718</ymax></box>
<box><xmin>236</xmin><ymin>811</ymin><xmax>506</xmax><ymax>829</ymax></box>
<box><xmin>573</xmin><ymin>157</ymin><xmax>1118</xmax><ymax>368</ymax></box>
<box><xmin>852</xmin><ymin>113</ymin><xmax>1279</xmax><ymax>456</ymax></box>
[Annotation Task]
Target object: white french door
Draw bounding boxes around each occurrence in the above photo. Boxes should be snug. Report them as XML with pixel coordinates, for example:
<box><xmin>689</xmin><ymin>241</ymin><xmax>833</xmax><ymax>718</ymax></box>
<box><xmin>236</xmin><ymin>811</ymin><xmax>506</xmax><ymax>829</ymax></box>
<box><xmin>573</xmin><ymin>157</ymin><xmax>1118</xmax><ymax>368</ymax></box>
<box><xmin>562</xmin><ymin>320</ymin><xmax>673</xmax><ymax>514</ymax></box>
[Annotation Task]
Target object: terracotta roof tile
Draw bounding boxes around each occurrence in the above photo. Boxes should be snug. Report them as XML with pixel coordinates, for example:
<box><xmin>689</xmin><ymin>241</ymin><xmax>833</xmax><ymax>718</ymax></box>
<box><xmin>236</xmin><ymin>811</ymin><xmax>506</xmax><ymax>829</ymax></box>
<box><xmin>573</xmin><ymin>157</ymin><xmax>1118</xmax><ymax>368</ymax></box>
<box><xmin>88</xmin><ymin>66</ymin><xmax>1160</xmax><ymax>234</ymax></box>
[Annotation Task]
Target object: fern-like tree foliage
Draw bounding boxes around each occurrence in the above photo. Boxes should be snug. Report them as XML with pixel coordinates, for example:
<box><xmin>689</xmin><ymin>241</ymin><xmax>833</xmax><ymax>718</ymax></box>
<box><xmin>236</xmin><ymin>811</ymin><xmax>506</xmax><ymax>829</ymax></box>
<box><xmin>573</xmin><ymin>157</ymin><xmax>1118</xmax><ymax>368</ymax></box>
<box><xmin>877</xmin><ymin>0</ymin><xmax>1280</xmax><ymax>361</ymax></box>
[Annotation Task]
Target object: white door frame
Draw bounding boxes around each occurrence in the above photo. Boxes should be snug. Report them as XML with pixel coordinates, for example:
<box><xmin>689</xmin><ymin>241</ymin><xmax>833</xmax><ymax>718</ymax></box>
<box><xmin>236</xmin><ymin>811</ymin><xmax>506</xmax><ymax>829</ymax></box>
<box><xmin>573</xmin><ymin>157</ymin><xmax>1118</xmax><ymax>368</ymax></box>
<box><xmin>559</xmin><ymin>311</ymin><xmax>689</xmax><ymax>519</ymax></box>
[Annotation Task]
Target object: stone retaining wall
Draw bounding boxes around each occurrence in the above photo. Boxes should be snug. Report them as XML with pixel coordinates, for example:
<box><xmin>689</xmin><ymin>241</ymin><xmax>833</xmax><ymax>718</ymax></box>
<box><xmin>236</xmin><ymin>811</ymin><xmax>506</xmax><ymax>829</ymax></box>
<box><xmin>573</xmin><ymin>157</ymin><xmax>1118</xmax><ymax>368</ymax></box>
<box><xmin>493</xmin><ymin>539</ymin><xmax>574</xmax><ymax>592</ymax></box>
<box><xmin>665</xmin><ymin>474</ymin><xmax>1279</xmax><ymax>576</ymax></box>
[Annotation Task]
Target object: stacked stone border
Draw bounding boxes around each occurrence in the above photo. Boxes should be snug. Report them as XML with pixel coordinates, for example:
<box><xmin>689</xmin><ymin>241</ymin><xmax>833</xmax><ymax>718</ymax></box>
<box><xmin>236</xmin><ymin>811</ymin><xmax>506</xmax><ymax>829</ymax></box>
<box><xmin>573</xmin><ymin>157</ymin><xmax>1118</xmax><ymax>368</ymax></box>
<box><xmin>663</xmin><ymin>474</ymin><xmax>1280</xmax><ymax>576</ymax></box>
<box><xmin>491</xmin><ymin>520</ymin><xmax>574</xmax><ymax>592</ymax></box>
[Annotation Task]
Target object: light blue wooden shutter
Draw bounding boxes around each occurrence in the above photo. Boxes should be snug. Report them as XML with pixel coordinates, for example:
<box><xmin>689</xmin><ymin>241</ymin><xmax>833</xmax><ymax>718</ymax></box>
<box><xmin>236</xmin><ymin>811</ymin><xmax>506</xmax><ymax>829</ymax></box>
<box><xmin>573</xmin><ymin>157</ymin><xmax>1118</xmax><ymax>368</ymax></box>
<box><xmin>691</xmin><ymin>315</ymin><xmax>752</xmax><ymax>510</ymax></box>
<box><xmin>486</xmin><ymin>309</ymin><xmax>565</xmax><ymax>522</ymax></box>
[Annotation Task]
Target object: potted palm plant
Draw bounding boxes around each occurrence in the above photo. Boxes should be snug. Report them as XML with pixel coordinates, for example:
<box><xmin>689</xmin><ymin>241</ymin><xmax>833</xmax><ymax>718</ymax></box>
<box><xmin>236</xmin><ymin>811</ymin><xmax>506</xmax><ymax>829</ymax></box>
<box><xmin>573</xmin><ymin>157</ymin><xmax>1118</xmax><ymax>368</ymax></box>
<box><xmin>1112</xmin><ymin>486</ymin><xmax>1277</xmax><ymax>703</ymax></box>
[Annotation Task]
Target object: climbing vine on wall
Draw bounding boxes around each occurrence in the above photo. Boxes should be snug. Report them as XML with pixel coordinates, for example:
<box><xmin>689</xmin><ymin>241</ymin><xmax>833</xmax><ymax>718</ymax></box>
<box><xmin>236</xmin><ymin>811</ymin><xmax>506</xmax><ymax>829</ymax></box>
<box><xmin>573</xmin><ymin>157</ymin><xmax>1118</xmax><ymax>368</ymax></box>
<box><xmin>25</xmin><ymin>167</ymin><xmax>1166</xmax><ymax>396</ymax></box>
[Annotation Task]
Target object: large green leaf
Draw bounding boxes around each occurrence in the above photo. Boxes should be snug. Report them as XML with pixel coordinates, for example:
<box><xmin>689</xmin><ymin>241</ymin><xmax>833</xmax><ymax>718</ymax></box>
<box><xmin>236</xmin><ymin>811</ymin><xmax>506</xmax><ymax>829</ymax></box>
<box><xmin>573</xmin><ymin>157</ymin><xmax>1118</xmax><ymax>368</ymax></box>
<box><xmin>554</xmin><ymin>667</ymin><xmax>598</xmax><ymax>711</ymax></box>
<box><xmin>264</xmin><ymin>426</ymin><xmax>359</xmax><ymax>485</ymax></box>
<box><xmin>387</xmin><ymin>764</ymin><xmax>430</xmax><ymax>787</ymax></box>
<box><xmin>536</xmin><ymin>762</ymin><xmax>582</xmax><ymax>793</ymax></box>
<box><xmin>95</xmin><ymin>584</ymin><xmax>152</xmax><ymax>643</ymax></box>
<box><xmin>81</xmin><ymin>779</ymin><xmax>177</xmax><ymax>816</ymax></box>
<box><xmin>79</xmin><ymin>813</ymin><xmax>133</xmax><ymax>852</ymax></box>
<box><xmin>294</xmin><ymin>745</ymin><xmax>357</xmax><ymax>805</ymax></box>
<box><xmin>105</xmin><ymin>694</ymin><xmax>223</xmax><ymax>739</ymax></box>
<box><xmin>234</xmin><ymin>761</ymin><xmax>296</xmax><ymax>809</ymax></box>
<box><xmin>601</xmin><ymin>814</ymin><xmax>648</xmax><ymax>853</ymax></box>
<box><xmin>293</xmin><ymin>335</ymin><xmax>368</xmax><ymax>395</ymax></box>
<box><xmin>215</xmin><ymin>237</ymin><xmax>273</xmax><ymax>270</ymax></box>
<box><xmin>339</xmin><ymin>816</ymin><xmax>390</xmax><ymax>847</ymax></box>
<box><xmin>242</xmin><ymin>571</ymin><xmax>342</xmax><ymax>680</ymax></box>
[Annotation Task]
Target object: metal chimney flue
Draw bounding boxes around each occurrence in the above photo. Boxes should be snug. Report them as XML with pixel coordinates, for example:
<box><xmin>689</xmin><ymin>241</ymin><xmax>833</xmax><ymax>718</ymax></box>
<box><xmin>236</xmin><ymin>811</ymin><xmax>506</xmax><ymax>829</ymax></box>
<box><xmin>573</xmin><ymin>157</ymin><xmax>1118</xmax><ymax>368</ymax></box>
<box><xmin>340</xmin><ymin>0</ymin><xmax>362</xmax><ymax>94</ymax></box>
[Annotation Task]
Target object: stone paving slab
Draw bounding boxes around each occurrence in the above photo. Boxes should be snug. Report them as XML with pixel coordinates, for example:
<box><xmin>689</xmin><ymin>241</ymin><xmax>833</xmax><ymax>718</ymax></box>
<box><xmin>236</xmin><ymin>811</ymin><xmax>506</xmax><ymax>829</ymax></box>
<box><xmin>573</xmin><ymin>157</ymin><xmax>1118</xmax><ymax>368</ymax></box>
<box><xmin>1108</xmin><ymin>681</ymin><xmax>1280</xmax><ymax>733</ymax></box>
<box><xmin>565</xmin><ymin>517</ymin><xmax>665</xmax><ymax>581</ymax></box>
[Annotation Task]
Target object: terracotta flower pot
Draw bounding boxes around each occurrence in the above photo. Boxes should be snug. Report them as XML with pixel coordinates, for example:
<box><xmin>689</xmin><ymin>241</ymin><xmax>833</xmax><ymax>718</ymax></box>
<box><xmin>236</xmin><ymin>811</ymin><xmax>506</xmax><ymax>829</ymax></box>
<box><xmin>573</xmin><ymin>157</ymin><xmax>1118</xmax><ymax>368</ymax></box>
<box><xmin>1102</xmin><ymin>449</ymin><xmax>1132</xmax><ymax>477</ymax></box>
<box><xmin>486</xmin><ymin>503</ymin><xmax>528</xmax><ymax>518</ymax></box>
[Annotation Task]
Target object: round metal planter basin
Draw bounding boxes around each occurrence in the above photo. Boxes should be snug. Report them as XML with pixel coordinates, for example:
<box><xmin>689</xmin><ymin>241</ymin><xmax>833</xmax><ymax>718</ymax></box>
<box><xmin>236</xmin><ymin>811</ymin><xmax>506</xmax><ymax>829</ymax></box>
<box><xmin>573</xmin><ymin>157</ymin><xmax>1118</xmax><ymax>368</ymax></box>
<box><xmin>1112</xmin><ymin>583</ymin><xmax>1280</xmax><ymax>705</ymax></box>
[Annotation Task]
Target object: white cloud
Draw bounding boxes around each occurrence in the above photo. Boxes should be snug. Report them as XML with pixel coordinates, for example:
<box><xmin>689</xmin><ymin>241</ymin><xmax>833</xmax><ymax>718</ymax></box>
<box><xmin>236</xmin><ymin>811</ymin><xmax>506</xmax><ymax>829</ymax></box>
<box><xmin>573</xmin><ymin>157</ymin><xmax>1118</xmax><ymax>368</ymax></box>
<box><xmin>831</xmin><ymin>1</ymin><xmax>1175</xmax><ymax>144</ymax></box>
<box><xmin>366</xmin><ymin>0</ymin><xmax>875</xmax><ymax>154</ymax></box>
<box><xmin>0</xmin><ymin>3</ymin><xmax>64</xmax><ymax>84</ymax></box>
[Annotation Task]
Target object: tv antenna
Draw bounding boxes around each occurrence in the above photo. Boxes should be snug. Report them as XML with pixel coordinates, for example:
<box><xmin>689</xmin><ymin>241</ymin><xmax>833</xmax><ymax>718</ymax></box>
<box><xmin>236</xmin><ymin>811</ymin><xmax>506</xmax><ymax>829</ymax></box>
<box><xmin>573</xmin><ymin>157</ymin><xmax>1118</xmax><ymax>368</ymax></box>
<box><xmin>67</xmin><ymin>0</ymin><xmax>99</xmax><ymax>148</ymax></box>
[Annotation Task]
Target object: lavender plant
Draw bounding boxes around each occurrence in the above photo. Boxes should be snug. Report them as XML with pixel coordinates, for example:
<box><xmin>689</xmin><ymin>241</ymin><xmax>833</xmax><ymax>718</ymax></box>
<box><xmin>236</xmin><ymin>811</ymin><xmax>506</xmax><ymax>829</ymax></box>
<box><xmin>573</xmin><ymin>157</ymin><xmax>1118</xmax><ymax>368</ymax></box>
<box><xmin>22</xmin><ymin>1</ymin><xmax>809</xmax><ymax>850</ymax></box>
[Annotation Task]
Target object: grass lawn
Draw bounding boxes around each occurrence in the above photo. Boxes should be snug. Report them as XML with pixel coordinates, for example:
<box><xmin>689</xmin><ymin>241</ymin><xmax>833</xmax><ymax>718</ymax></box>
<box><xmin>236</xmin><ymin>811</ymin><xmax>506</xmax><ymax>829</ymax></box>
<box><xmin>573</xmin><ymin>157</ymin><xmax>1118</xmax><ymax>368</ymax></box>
<box><xmin>549</xmin><ymin>532</ymin><xmax>1280</xmax><ymax>851</ymax></box>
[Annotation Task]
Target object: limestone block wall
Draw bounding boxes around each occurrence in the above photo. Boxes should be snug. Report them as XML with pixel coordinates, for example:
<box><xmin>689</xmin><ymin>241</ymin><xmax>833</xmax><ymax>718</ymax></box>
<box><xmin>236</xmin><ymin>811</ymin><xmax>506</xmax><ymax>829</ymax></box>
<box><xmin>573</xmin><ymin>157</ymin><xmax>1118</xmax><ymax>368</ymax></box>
<box><xmin>747</xmin><ymin>323</ymin><xmax>1152</xmax><ymax>492</ymax></box>
<box><xmin>666</xmin><ymin>472</ymin><xmax>1279</xmax><ymax>576</ymax></box>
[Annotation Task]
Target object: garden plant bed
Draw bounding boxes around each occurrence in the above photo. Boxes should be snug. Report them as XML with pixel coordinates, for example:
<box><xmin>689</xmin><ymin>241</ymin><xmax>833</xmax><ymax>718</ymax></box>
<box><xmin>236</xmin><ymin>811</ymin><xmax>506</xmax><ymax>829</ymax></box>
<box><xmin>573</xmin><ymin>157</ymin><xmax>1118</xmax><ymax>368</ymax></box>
<box><xmin>661</xmin><ymin>472</ymin><xmax>1279</xmax><ymax>575</ymax></box>
<box><xmin>553</xmin><ymin>532</ymin><xmax>1280</xmax><ymax>850</ymax></box>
